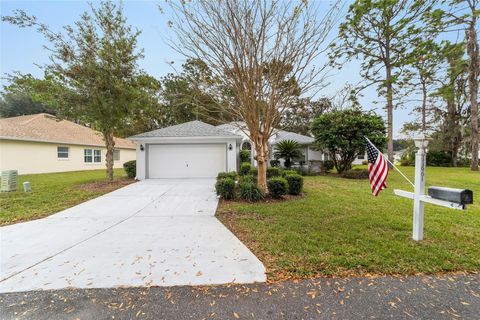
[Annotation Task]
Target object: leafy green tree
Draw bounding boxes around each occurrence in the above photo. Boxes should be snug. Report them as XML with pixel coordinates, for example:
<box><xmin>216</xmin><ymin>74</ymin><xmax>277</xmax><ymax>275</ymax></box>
<box><xmin>280</xmin><ymin>98</ymin><xmax>332</xmax><ymax>135</ymax></box>
<box><xmin>331</xmin><ymin>0</ymin><xmax>435</xmax><ymax>162</ymax></box>
<box><xmin>408</xmin><ymin>39</ymin><xmax>442</xmax><ymax>132</ymax></box>
<box><xmin>311</xmin><ymin>109</ymin><xmax>386</xmax><ymax>173</ymax></box>
<box><xmin>433</xmin><ymin>42</ymin><xmax>469</xmax><ymax>167</ymax></box>
<box><xmin>273</xmin><ymin>140</ymin><xmax>304</xmax><ymax>168</ymax></box>
<box><xmin>0</xmin><ymin>92</ymin><xmax>54</xmax><ymax>117</ymax></box>
<box><xmin>3</xmin><ymin>1</ymin><xmax>158</xmax><ymax>180</ymax></box>
<box><xmin>426</xmin><ymin>0</ymin><xmax>479</xmax><ymax>170</ymax></box>
<box><xmin>159</xmin><ymin>59</ymin><xmax>231</xmax><ymax>126</ymax></box>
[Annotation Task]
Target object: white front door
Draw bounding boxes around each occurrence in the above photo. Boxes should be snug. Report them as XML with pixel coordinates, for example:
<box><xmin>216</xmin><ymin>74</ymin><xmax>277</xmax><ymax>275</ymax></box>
<box><xmin>148</xmin><ymin>144</ymin><xmax>227</xmax><ymax>178</ymax></box>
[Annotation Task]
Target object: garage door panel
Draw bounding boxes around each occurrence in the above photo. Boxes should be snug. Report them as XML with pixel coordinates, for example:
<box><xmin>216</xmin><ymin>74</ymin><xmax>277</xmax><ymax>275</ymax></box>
<box><xmin>148</xmin><ymin>144</ymin><xmax>226</xmax><ymax>178</ymax></box>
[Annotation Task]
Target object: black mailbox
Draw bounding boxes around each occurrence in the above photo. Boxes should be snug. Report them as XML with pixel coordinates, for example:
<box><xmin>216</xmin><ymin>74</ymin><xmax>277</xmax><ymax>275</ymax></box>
<box><xmin>428</xmin><ymin>186</ymin><xmax>473</xmax><ymax>205</ymax></box>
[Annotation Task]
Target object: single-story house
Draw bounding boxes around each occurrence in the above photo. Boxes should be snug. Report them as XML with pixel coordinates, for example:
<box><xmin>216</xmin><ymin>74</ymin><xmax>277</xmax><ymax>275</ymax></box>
<box><xmin>0</xmin><ymin>113</ymin><xmax>136</xmax><ymax>174</ymax></box>
<box><xmin>216</xmin><ymin>121</ymin><xmax>326</xmax><ymax>166</ymax></box>
<box><xmin>130</xmin><ymin>120</ymin><xmax>327</xmax><ymax>179</ymax></box>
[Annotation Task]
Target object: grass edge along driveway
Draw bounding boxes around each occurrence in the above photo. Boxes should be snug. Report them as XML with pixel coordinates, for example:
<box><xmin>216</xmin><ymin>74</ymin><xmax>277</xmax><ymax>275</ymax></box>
<box><xmin>0</xmin><ymin>169</ymin><xmax>133</xmax><ymax>225</ymax></box>
<box><xmin>217</xmin><ymin>167</ymin><xmax>480</xmax><ymax>280</ymax></box>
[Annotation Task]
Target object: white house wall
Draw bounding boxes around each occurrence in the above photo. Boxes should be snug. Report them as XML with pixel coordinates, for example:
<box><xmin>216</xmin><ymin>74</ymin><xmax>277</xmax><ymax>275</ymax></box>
<box><xmin>133</xmin><ymin>137</ymin><xmax>238</xmax><ymax>180</ymax></box>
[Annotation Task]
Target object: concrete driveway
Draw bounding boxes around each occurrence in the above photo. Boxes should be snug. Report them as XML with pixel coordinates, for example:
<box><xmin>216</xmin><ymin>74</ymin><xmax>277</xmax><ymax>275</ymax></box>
<box><xmin>0</xmin><ymin>179</ymin><xmax>266</xmax><ymax>293</ymax></box>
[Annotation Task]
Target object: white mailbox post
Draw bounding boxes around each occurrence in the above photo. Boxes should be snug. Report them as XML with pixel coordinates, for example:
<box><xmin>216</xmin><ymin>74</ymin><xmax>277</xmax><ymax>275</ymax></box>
<box><xmin>393</xmin><ymin>135</ymin><xmax>467</xmax><ymax>241</ymax></box>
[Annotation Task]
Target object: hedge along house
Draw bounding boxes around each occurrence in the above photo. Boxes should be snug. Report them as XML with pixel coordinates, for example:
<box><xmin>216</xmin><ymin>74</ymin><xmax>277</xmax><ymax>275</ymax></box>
<box><xmin>216</xmin><ymin>122</ymin><xmax>326</xmax><ymax>168</ymax></box>
<box><xmin>0</xmin><ymin>113</ymin><xmax>136</xmax><ymax>175</ymax></box>
<box><xmin>129</xmin><ymin>121</ymin><xmax>242</xmax><ymax>179</ymax></box>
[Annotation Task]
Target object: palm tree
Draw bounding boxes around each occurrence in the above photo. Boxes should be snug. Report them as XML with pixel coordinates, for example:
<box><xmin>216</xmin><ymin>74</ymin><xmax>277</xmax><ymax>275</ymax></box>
<box><xmin>274</xmin><ymin>140</ymin><xmax>304</xmax><ymax>168</ymax></box>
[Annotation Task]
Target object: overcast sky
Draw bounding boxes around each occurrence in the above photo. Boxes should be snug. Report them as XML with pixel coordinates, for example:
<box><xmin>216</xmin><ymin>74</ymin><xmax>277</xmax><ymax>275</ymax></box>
<box><xmin>0</xmin><ymin>0</ymin><xmax>463</xmax><ymax>137</ymax></box>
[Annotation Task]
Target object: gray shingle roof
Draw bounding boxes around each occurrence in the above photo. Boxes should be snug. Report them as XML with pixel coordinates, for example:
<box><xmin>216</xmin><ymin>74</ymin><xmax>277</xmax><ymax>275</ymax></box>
<box><xmin>272</xmin><ymin>130</ymin><xmax>314</xmax><ymax>145</ymax></box>
<box><xmin>216</xmin><ymin>122</ymin><xmax>314</xmax><ymax>145</ymax></box>
<box><xmin>130</xmin><ymin>120</ymin><xmax>241</xmax><ymax>139</ymax></box>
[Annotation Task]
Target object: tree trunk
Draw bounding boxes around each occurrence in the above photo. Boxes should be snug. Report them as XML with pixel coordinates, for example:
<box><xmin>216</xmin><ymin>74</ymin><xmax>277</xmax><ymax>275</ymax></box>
<box><xmin>467</xmin><ymin>15</ymin><xmax>479</xmax><ymax>171</ymax></box>
<box><xmin>104</xmin><ymin>131</ymin><xmax>115</xmax><ymax>181</ymax></box>
<box><xmin>421</xmin><ymin>80</ymin><xmax>427</xmax><ymax>132</ymax></box>
<box><xmin>253</xmin><ymin>133</ymin><xmax>269</xmax><ymax>192</ymax></box>
<box><xmin>385</xmin><ymin>64</ymin><xmax>394</xmax><ymax>163</ymax></box>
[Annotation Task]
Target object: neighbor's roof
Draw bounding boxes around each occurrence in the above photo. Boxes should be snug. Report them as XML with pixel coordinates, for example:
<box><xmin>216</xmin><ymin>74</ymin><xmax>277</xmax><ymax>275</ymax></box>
<box><xmin>0</xmin><ymin>113</ymin><xmax>135</xmax><ymax>149</ymax></box>
<box><xmin>217</xmin><ymin>121</ymin><xmax>314</xmax><ymax>145</ymax></box>
<box><xmin>129</xmin><ymin>120</ymin><xmax>242</xmax><ymax>139</ymax></box>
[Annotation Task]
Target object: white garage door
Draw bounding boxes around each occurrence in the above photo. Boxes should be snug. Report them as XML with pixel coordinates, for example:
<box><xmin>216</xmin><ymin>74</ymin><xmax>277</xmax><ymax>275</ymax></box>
<box><xmin>148</xmin><ymin>144</ymin><xmax>227</xmax><ymax>178</ymax></box>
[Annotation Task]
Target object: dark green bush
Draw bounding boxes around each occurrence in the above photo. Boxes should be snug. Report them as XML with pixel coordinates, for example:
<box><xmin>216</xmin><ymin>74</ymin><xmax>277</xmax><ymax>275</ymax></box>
<box><xmin>239</xmin><ymin>149</ymin><xmax>251</xmax><ymax>163</ymax></box>
<box><xmin>400</xmin><ymin>151</ymin><xmax>415</xmax><ymax>166</ymax></box>
<box><xmin>285</xmin><ymin>174</ymin><xmax>304</xmax><ymax>195</ymax></box>
<box><xmin>270</xmin><ymin>159</ymin><xmax>280</xmax><ymax>167</ymax></box>
<box><xmin>426</xmin><ymin>151</ymin><xmax>452</xmax><ymax>167</ymax></box>
<box><xmin>267</xmin><ymin>177</ymin><xmax>288</xmax><ymax>199</ymax></box>
<box><xmin>239</xmin><ymin>180</ymin><xmax>263</xmax><ymax>202</ymax></box>
<box><xmin>239</xmin><ymin>174</ymin><xmax>256</xmax><ymax>184</ymax></box>
<box><xmin>215</xmin><ymin>178</ymin><xmax>236</xmax><ymax>200</ymax></box>
<box><xmin>323</xmin><ymin>160</ymin><xmax>334</xmax><ymax>172</ymax></box>
<box><xmin>217</xmin><ymin>171</ymin><xmax>237</xmax><ymax>180</ymax></box>
<box><xmin>292</xmin><ymin>166</ymin><xmax>309</xmax><ymax>176</ymax></box>
<box><xmin>282</xmin><ymin>170</ymin><xmax>297</xmax><ymax>177</ymax></box>
<box><xmin>249</xmin><ymin>166</ymin><xmax>258</xmax><ymax>176</ymax></box>
<box><xmin>341</xmin><ymin>169</ymin><xmax>369</xmax><ymax>179</ymax></box>
<box><xmin>239</xmin><ymin>162</ymin><xmax>252</xmax><ymax>176</ymax></box>
<box><xmin>123</xmin><ymin>160</ymin><xmax>136</xmax><ymax>178</ymax></box>
<box><xmin>266</xmin><ymin>167</ymin><xmax>281</xmax><ymax>178</ymax></box>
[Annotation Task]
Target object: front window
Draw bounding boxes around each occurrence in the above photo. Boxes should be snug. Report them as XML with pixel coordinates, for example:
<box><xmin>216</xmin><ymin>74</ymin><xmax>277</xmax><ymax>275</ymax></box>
<box><xmin>84</xmin><ymin>149</ymin><xmax>101</xmax><ymax>163</ymax></box>
<box><xmin>113</xmin><ymin>149</ymin><xmax>120</xmax><ymax>161</ymax></box>
<box><xmin>357</xmin><ymin>154</ymin><xmax>365</xmax><ymax>160</ymax></box>
<box><xmin>94</xmin><ymin>149</ymin><xmax>101</xmax><ymax>163</ymax></box>
<box><xmin>57</xmin><ymin>146</ymin><xmax>69</xmax><ymax>159</ymax></box>
<box><xmin>241</xmin><ymin>141</ymin><xmax>252</xmax><ymax>150</ymax></box>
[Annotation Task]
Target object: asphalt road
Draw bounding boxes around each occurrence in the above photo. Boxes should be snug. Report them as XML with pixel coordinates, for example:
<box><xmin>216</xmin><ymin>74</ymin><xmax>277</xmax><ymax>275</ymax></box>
<box><xmin>1</xmin><ymin>273</ymin><xmax>478</xmax><ymax>320</ymax></box>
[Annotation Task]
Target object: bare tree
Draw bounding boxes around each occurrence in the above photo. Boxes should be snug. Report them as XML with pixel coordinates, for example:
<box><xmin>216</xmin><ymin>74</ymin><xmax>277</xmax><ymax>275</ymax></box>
<box><xmin>166</xmin><ymin>0</ymin><xmax>341</xmax><ymax>191</ymax></box>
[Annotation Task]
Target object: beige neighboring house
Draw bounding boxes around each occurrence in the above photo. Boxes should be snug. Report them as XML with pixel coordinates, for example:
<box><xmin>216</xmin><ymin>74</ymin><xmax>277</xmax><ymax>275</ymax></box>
<box><xmin>0</xmin><ymin>113</ymin><xmax>136</xmax><ymax>175</ymax></box>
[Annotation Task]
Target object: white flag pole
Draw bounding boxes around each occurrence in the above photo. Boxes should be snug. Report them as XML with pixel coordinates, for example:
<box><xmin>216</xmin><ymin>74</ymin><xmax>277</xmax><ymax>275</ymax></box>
<box><xmin>365</xmin><ymin>137</ymin><xmax>415</xmax><ymax>188</ymax></box>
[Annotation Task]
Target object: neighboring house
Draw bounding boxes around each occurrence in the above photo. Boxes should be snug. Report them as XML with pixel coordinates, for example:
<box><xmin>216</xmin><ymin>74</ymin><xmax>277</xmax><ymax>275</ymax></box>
<box><xmin>352</xmin><ymin>148</ymin><xmax>406</xmax><ymax>165</ymax></box>
<box><xmin>0</xmin><ymin>113</ymin><xmax>136</xmax><ymax>174</ymax></box>
<box><xmin>130</xmin><ymin>120</ymin><xmax>326</xmax><ymax>180</ymax></box>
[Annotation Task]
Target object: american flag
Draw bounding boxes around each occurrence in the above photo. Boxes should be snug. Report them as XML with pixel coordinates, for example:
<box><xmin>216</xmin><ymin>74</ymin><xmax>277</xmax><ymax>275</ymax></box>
<box><xmin>366</xmin><ymin>138</ymin><xmax>389</xmax><ymax>196</ymax></box>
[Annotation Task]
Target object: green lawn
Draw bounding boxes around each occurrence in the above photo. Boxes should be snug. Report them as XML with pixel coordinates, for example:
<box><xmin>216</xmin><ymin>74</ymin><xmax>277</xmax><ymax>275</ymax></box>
<box><xmin>0</xmin><ymin>169</ymin><xmax>132</xmax><ymax>225</ymax></box>
<box><xmin>217</xmin><ymin>167</ymin><xmax>480</xmax><ymax>279</ymax></box>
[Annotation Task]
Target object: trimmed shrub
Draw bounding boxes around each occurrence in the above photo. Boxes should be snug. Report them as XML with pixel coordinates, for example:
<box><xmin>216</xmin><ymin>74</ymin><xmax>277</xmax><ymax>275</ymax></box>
<box><xmin>239</xmin><ymin>180</ymin><xmax>263</xmax><ymax>202</ymax></box>
<box><xmin>239</xmin><ymin>162</ymin><xmax>252</xmax><ymax>176</ymax></box>
<box><xmin>282</xmin><ymin>170</ymin><xmax>297</xmax><ymax>177</ymax></box>
<box><xmin>239</xmin><ymin>150</ymin><xmax>251</xmax><ymax>163</ymax></box>
<box><xmin>323</xmin><ymin>160</ymin><xmax>334</xmax><ymax>172</ymax></box>
<box><xmin>362</xmin><ymin>160</ymin><xmax>368</xmax><ymax>165</ymax></box>
<box><xmin>342</xmin><ymin>169</ymin><xmax>369</xmax><ymax>179</ymax></box>
<box><xmin>249</xmin><ymin>166</ymin><xmax>258</xmax><ymax>176</ymax></box>
<box><xmin>426</xmin><ymin>151</ymin><xmax>452</xmax><ymax>167</ymax></box>
<box><xmin>239</xmin><ymin>174</ymin><xmax>256</xmax><ymax>184</ymax></box>
<box><xmin>292</xmin><ymin>166</ymin><xmax>309</xmax><ymax>176</ymax></box>
<box><xmin>285</xmin><ymin>174</ymin><xmax>304</xmax><ymax>195</ymax></box>
<box><xmin>215</xmin><ymin>178</ymin><xmax>236</xmax><ymax>200</ymax></box>
<box><xmin>267</xmin><ymin>177</ymin><xmax>288</xmax><ymax>199</ymax></box>
<box><xmin>270</xmin><ymin>159</ymin><xmax>280</xmax><ymax>167</ymax></box>
<box><xmin>217</xmin><ymin>171</ymin><xmax>237</xmax><ymax>180</ymax></box>
<box><xmin>123</xmin><ymin>160</ymin><xmax>136</xmax><ymax>178</ymax></box>
<box><xmin>266</xmin><ymin>167</ymin><xmax>281</xmax><ymax>178</ymax></box>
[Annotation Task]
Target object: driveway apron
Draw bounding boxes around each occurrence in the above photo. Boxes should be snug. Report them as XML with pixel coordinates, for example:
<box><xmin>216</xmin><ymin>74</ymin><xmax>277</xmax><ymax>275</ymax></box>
<box><xmin>0</xmin><ymin>179</ymin><xmax>266</xmax><ymax>293</ymax></box>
